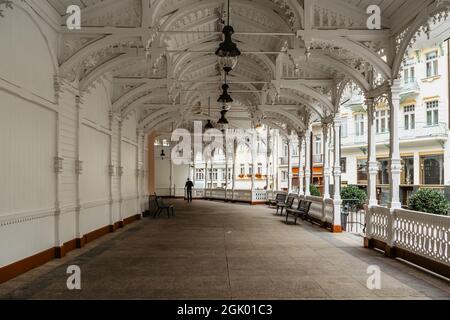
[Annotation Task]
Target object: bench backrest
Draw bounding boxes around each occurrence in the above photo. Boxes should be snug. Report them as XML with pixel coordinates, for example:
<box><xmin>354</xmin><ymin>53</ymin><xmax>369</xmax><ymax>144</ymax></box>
<box><xmin>276</xmin><ymin>193</ymin><xmax>287</xmax><ymax>202</ymax></box>
<box><xmin>302</xmin><ymin>201</ymin><xmax>312</xmax><ymax>213</ymax></box>
<box><xmin>155</xmin><ymin>196</ymin><xmax>165</xmax><ymax>208</ymax></box>
<box><xmin>285</xmin><ymin>195</ymin><xmax>296</xmax><ymax>207</ymax></box>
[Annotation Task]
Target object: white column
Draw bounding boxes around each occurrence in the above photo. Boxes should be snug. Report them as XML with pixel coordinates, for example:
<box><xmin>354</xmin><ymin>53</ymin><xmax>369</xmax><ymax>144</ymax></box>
<box><xmin>266</xmin><ymin>128</ymin><xmax>271</xmax><ymax>190</ymax></box>
<box><xmin>322</xmin><ymin>123</ymin><xmax>331</xmax><ymax>199</ymax></box>
<box><xmin>298</xmin><ymin>134</ymin><xmax>304</xmax><ymax>196</ymax></box>
<box><xmin>54</xmin><ymin>108</ymin><xmax>63</xmax><ymax>254</ymax></box>
<box><xmin>332</xmin><ymin>116</ymin><xmax>342</xmax><ymax>232</ymax></box>
<box><xmin>224</xmin><ymin>140</ymin><xmax>229</xmax><ymax>199</ymax></box>
<box><xmin>210</xmin><ymin>154</ymin><xmax>214</xmax><ymax>192</ymax></box>
<box><xmin>275</xmin><ymin>132</ymin><xmax>280</xmax><ymax>191</ymax></box>
<box><xmin>251</xmin><ymin>152</ymin><xmax>256</xmax><ymax>191</ymax></box>
<box><xmin>389</xmin><ymin>80</ymin><xmax>402</xmax><ymax>210</ymax></box>
<box><xmin>108</xmin><ymin>111</ymin><xmax>114</xmax><ymax>227</ymax></box>
<box><xmin>305</xmin><ymin>127</ymin><xmax>312</xmax><ymax>196</ymax></box>
<box><xmin>204</xmin><ymin>160</ymin><xmax>208</xmax><ymax>194</ymax></box>
<box><xmin>75</xmin><ymin>96</ymin><xmax>82</xmax><ymax>243</ymax></box>
<box><xmin>192</xmin><ymin>153</ymin><xmax>197</xmax><ymax>187</ymax></box>
<box><xmin>169</xmin><ymin>147</ymin><xmax>174</xmax><ymax>197</ymax></box>
<box><xmin>287</xmin><ymin>138</ymin><xmax>293</xmax><ymax>193</ymax></box>
<box><xmin>136</xmin><ymin>129</ymin><xmax>142</xmax><ymax>216</ymax></box>
<box><xmin>232</xmin><ymin>139</ymin><xmax>237</xmax><ymax>200</ymax></box>
<box><xmin>366</xmin><ymin>97</ymin><xmax>378</xmax><ymax>207</ymax></box>
<box><xmin>118</xmin><ymin>119</ymin><xmax>124</xmax><ymax>225</ymax></box>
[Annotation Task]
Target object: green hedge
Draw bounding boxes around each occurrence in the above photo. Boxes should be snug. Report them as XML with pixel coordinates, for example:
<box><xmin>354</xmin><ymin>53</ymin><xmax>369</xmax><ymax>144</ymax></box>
<box><xmin>409</xmin><ymin>188</ymin><xmax>449</xmax><ymax>216</ymax></box>
<box><xmin>341</xmin><ymin>185</ymin><xmax>367</xmax><ymax>210</ymax></box>
<box><xmin>310</xmin><ymin>185</ymin><xmax>321</xmax><ymax>197</ymax></box>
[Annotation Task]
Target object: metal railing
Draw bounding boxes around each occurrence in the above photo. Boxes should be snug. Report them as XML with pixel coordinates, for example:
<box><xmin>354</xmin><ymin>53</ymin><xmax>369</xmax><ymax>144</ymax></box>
<box><xmin>341</xmin><ymin>199</ymin><xmax>366</xmax><ymax>236</ymax></box>
<box><xmin>342</xmin><ymin>122</ymin><xmax>448</xmax><ymax>147</ymax></box>
<box><xmin>313</xmin><ymin>154</ymin><xmax>323</xmax><ymax>164</ymax></box>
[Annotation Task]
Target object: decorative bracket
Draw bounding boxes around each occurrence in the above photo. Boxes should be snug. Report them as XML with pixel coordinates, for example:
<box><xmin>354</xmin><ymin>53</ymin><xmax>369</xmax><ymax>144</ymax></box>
<box><xmin>54</xmin><ymin>157</ymin><xmax>64</xmax><ymax>174</ymax></box>
<box><xmin>75</xmin><ymin>160</ymin><xmax>83</xmax><ymax>175</ymax></box>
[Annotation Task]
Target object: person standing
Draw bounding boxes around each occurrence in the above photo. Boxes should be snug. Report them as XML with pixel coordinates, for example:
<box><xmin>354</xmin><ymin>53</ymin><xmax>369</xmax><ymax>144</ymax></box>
<box><xmin>185</xmin><ymin>178</ymin><xmax>194</xmax><ymax>203</ymax></box>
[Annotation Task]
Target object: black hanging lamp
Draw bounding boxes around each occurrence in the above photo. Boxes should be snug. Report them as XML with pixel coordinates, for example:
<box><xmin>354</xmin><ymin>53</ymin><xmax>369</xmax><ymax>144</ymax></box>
<box><xmin>217</xmin><ymin>73</ymin><xmax>233</xmax><ymax>104</ymax></box>
<box><xmin>216</xmin><ymin>0</ymin><xmax>241</xmax><ymax>72</ymax></box>
<box><xmin>204</xmin><ymin>97</ymin><xmax>215</xmax><ymax>130</ymax></box>
<box><xmin>217</xmin><ymin>108</ymin><xmax>229</xmax><ymax>125</ymax></box>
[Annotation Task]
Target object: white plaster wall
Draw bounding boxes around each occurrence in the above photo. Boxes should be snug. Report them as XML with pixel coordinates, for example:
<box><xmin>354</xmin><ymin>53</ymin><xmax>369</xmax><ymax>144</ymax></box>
<box><xmin>0</xmin><ymin>5</ymin><xmax>55</xmax><ymax>102</ymax></box>
<box><xmin>0</xmin><ymin>4</ymin><xmax>144</xmax><ymax>268</ymax></box>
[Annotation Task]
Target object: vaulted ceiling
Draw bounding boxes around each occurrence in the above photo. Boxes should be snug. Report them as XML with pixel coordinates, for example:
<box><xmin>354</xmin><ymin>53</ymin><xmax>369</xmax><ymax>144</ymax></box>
<box><xmin>48</xmin><ymin>0</ymin><xmax>449</xmax><ymax>135</ymax></box>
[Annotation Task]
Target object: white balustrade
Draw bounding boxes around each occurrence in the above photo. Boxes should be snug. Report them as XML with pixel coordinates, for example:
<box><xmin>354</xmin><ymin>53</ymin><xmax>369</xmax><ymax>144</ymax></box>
<box><xmin>366</xmin><ymin>206</ymin><xmax>390</xmax><ymax>243</ymax></box>
<box><xmin>324</xmin><ymin>198</ymin><xmax>334</xmax><ymax>223</ymax></box>
<box><xmin>394</xmin><ymin>209</ymin><xmax>449</xmax><ymax>265</ymax></box>
<box><xmin>252</xmin><ymin>190</ymin><xmax>268</xmax><ymax>202</ymax></box>
<box><xmin>366</xmin><ymin>206</ymin><xmax>450</xmax><ymax>267</ymax></box>
<box><xmin>306</xmin><ymin>196</ymin><xmax>323</xmax><ymax>220</ymax></box>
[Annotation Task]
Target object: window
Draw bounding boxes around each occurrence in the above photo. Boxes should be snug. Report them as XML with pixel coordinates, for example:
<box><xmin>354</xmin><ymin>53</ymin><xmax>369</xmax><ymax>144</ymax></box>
<box><xmin>314</xmin><ymin>135</ymin><xmax>322</xmax><ymax>155</ymax></box>
<box><xmin>228</xmin><ymin>168</ymin><xmax>232</xmax><ymax>180</ymax></box>
<box><xmin>357</xmin><ymin>160</ymin><xmax>367</xmax><ymax>184</ymax></box>
<box><xmin>404</xmin><ymin>66</ymin><xmax>415</xmax><ymax>84</ymax></box>
<box><xmin>292</xmin><ymin>145</ymin><xmax>299</xmax><ymax>156</ymax></box>
<box><xmin>248</xmin><ymin>164</ymin><xmax>253</xmax><ymax>175</ymax></box>
<box><xmin>355</xmin><ymin>115</ymin><xmax>365</xmax><ymax>136</ymax></box>
<box><xmin>281</xmin><ymin>171</ymin><xmax>288</xmax><ymax>181</ymax></box>
<box><xmin>240</xmin><ymin>164</ymin><xmax>245</xmax><ymax>175</ymax></box>
<box><xmin>401</xmin><ymin>157</ymin><xmax>414</xmax><ymax>185</ymax></box>
<box><xmin>340</xmin><ymin>158</ymin><xmax>347</xmax><ymax>174</ymax></box>
<box><xmin>257</xmin><ymin>163</ymin><xmax>263</xmax><ymax>175</ymax></box>
<box><xmin>221</xmin><ymin>169</ymin><xmax>226</xmax><ymax>181</ymax></box>
<box><xmin>377</xmin><ymin>159</ymin><xmax>390</xmax><ymax>185</ymax></box>
<box><xmin>421</xmin><ymin>155</ymin><xmax>444</xmax><ymax>185</ymax></box>
<box><xmin>375</xmin><ymin>110</ymin><xmax>390</xmax><ymax>134</ymax></box>
<box><xmin>404</xmin><ymin>105</ymin><xmax>415</xmax><ymax>130</ymax></box>
<box><xmin>426</xmin><ymin>101</ymin><xmax>439</xmax><ymax>126</ymax></box>
<box><xmin>426</xmin><ymin>51</ymin><xmax>439</xmax><ymax>77</ymax></box>
<box><xmin>341</xmin><ymin>118</ymin><xmax>348</xmax><ymax>138</ymax></box>
<box><xmin>195</xmin><ymin>169</ymin><xmax>205</xmax><ymax>181</ymax></box>
<box><xmin>212</xmin><ymin>169</ymin><xmax>218</xmax><ymax>180</ymax></box>
<box><xmin>283</xmin><ymin>140</ymin><xmax>288</xmax><ymax>157</ymax></box>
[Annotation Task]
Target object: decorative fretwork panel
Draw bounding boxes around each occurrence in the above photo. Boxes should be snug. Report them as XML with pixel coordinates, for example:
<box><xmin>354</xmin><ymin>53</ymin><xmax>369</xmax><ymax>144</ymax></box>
<box><xmin>367</xmin><ymin>206</ymin><xmax>390</xmax><ymax>242</ymax></box>
<box><xmin>394</xmin><ymin>209</ymin><xmax>450</xmax><ymax>265</ymax></box>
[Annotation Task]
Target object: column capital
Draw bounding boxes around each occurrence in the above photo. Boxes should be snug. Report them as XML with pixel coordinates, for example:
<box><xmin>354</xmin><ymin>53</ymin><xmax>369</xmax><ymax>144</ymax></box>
<box><xmin>332</xmin><ymin>115</ymin><xmax>342</xmax><ymax>126</ymax></box>
<box><xmin>388</xmin><ymin>78</ymin><xmax>402</xmax><ymax>95</ymax></box>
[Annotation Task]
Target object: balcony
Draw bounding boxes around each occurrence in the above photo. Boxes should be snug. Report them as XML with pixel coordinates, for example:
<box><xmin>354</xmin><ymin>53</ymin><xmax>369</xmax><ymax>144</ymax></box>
<box><xmin>400</xmin><ymin>78</ymin><xmax>420</xmax><ymax>94</ymax></box>
<box><xmin>313</xmin><ymin>154</ymin><xmax>324</xmax><ymax>164</ymax></box>
<box><xmin>342</xmin><ymin>122</ymin><xmax>448</xmax><ymax>148</ymax></box>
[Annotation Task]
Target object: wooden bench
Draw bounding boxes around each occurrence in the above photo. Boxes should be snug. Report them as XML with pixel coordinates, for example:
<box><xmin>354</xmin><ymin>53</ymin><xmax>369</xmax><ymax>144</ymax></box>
<box><xmin>269</xmin><ymin>193</ymin><xmax>287</xmax><ymax>208</ymax></box>
<box><xmin>286</xmin><ymin>200</ymin><xmax>312</xmax><ymax>225</ymax></box>
<box><xmin>276</xmin><ymin>195</ymin><xmax>296</xmax><ymax>216</ymax></box>
<box><xmin>154</xmin><ymin>195</ymin><xmax>175</xmax><ymax>218</ymax></box>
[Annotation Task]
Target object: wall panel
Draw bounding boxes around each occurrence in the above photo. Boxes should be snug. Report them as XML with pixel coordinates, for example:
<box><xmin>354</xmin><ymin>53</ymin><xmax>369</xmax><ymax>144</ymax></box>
<box><xmin>0</xmin><ymin>91</ymin><xmax>56</xmax><ymax>215</ymax></box>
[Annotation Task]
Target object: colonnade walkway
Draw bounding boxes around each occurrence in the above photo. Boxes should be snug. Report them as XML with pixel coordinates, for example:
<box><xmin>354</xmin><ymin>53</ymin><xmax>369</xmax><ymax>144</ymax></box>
<box><xmin>1</xmin><ymin>200</ymin><xmax>449</xmax><ymax>300</ymax></box>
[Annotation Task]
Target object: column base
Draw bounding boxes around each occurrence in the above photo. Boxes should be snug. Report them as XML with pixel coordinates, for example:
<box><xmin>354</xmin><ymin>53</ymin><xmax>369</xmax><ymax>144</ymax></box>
<box><xmin>364</xmin><ymin>237</ymin><xmax>373</xmax><ymax>248</ymax></box>
<box><xmin>76</xmin><ymin>237</ymin><xmax>86</xmax><ymax>249</ymax></box>
<box><xmin>384</xmin><ymin>245</ymin><xmax>396</xmax><ymax>258</ymax></box>
<box><xmin>331</xmin><ymin>225</ymin><xmax>342</xmax><ymax>233</ymax></box>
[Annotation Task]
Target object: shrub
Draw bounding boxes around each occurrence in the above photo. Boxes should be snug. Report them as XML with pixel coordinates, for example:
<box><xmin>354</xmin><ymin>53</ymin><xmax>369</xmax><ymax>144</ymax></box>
<box><xmin>341</xmin><ymin>185</ymin><xmax>367</xmax><ymax>210</ymax></box>
<box><xmin>310</xmin><ymin>185</ymin><xmax>321</xmax><ymax>197</ymax></box>
<box><xmin>409</xmin><ymin>188</ymin><xmax>449</xmax><ymax>216</ymax></box>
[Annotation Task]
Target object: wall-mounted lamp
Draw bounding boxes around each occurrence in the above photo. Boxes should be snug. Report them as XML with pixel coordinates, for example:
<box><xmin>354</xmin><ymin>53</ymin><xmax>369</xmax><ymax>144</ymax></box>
<box><xmin>160</xmin><ymin>149</ymin><xmax>166</xmax><ymax>160</ymax></box>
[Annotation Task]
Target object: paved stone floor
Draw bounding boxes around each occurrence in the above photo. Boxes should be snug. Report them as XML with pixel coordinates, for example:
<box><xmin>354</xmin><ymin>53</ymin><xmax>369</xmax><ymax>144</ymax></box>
<box><xmin>1</xmin><ymin>200</ymin><xmax>449</xmax><ymax>300</ymax></box>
